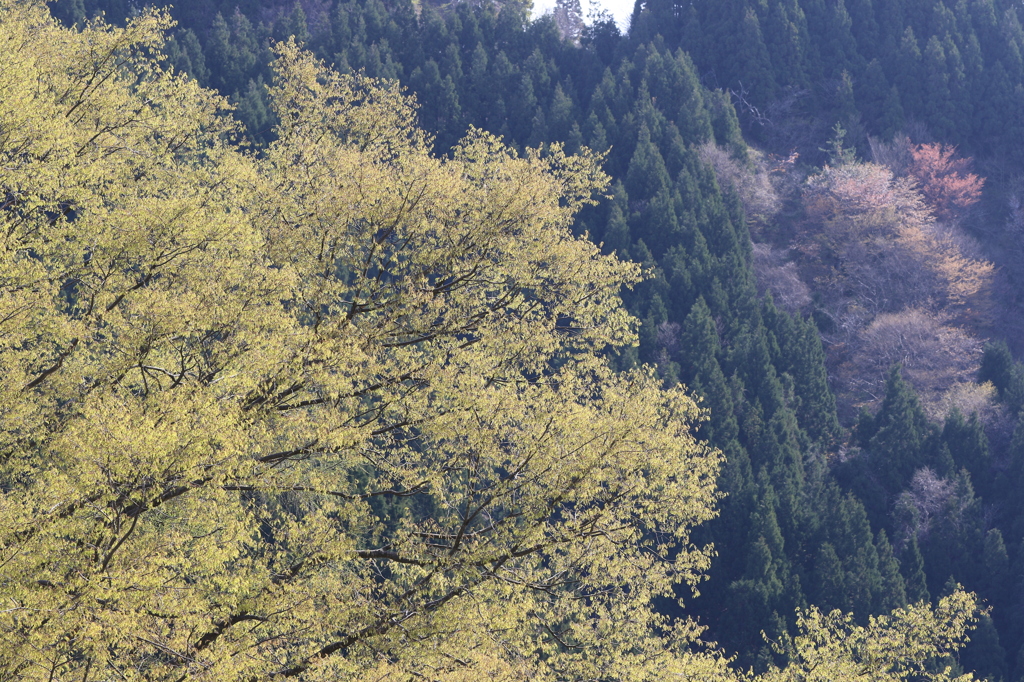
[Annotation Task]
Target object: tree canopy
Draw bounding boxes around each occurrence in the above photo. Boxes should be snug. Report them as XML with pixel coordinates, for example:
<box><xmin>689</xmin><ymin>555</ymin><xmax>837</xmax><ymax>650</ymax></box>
<box><xmin>0</xmin><ymin>4</ymin><xmax>732</xmax><ymax>678</ymax></box>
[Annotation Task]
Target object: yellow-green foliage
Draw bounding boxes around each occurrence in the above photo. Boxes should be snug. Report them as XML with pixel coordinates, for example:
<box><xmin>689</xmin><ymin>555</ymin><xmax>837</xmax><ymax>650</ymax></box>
<box><xmin>0</xmin><ymin>3</ymin><xmax>725</xmax><ymax>678</ymax></box>
<box><xmin>761</xmin><ymin>591</ymin><xmax>980</xmax><ymax>682</ymax></box>
<box><xmin>0</xmin><ymin>2</ymin><xmax>979</xmax><ymax>680</ymax></box>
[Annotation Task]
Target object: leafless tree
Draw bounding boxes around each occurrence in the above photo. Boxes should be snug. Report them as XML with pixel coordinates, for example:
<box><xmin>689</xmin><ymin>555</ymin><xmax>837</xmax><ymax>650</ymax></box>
<box><xmin>894</xmin><ymin>468</ymin><xmax>955</xmax><ymax>543</ymax></box>
<box><xmin>847</xmin><ymin>308</ymin><xmax>981</xmax><ymax>412</ymax></box>
<box><xmin>868</xmin><ymin>134</ymin><xmax>914</xmax><ymax>176</ymax></box>
<box><xmin>699</xmin><ymin>142</ymin><xmax>782</xmax><ymax>233</ymax></box>
<box><xmin>751</xmin><ymin>243</ymin><xmax>812</xmax><ymax>313</ymax></box>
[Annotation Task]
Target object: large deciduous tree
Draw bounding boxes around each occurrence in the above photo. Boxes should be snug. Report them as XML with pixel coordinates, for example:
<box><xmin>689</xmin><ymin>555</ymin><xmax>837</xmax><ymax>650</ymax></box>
<box><xmin>908</xmin><ymin>143</ymin><xmax>984</xmax><ymax>224</ymax></box>
<box><xmin>0</xmin><ymin>5</ymin><xmax>727</xmax><ymax>679</ymax></box>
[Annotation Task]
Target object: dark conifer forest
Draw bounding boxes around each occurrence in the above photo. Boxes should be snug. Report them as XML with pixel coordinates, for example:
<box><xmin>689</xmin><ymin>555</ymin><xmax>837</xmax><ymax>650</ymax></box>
<box><xmin>26</xmin><ymin>0</ymin><xmax>1024</xmax><ymax>677</ymax></box>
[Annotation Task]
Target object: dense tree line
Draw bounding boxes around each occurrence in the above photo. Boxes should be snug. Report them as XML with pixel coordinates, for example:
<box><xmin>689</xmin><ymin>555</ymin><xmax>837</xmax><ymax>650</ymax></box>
<box><xmin>632</xmin><ymin>0</ymin><xmax>1024</xmax><ymax>166</ymax></box>
<box><xmin>35</xmin><ymin>0</ymin><xmax>1024</xmax><ymax>678</ymax></box>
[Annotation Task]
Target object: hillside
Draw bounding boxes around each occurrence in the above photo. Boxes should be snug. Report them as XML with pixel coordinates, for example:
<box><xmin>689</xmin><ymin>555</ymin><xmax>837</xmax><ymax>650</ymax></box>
<box><xmin>7</xmin><ymin>0</ymin><xmax>1024</xmax><ymax>678</ymax></box>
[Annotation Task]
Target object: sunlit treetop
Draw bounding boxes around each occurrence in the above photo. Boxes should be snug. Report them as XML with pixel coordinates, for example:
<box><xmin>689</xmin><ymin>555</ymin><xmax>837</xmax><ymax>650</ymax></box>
<box><xmin>0</xmin><ymin>2</ymin><xmax>728</xmax><ymax>678</ymax></box>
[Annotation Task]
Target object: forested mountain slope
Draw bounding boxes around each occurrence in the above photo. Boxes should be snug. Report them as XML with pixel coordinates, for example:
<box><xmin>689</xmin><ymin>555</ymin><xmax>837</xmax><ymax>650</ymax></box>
<box><xmin>36</xmin><ymin>0</ymin><xmax>1024</xmax><ymax>678</ymax></box>
<box><xmin>633</xmin><ymin>0</ymin><xmax>1024</xmax><ymax>349</ymax></box>
<box><xmin>632</xmin><ymin>0</ymin><xmax>1024</xmax><ymax>163</ymax></box>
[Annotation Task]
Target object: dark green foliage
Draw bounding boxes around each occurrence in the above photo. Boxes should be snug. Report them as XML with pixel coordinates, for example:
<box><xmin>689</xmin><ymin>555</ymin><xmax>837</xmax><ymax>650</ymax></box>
<box><xmin>941</xmin><ymin>410</ymin><xmax>991</xmax><ymax>493</ymax></box>
<box><xmin>618</xmin><ymin>0</ymin><xmax>1024</xmax><ymax>670</ymax></box>
<box><xmin>981</xmin><ymin>340</ymin><xmax>1016</xmax><ymax>397</ymax></box>
<box><xmin>1010</xmin><ymin>367</ymin><xmax>1024</xmax><ymax>415</ymax></box>
<box><xmin>763</xmin><ymin>297</ymin><xmax>841</xmax><ymax>444</ymax></box>
<box><xmin>629</xmin><ymin>0</ymin><xmax>1024</xmax><ymax>164</ymax></box>
<box><xmin>234</xmin><ymin>77</ymin><xmax>276</xmax><ymax>146</ymax></box>
<box><xmin>273</xmin><ymin>2</ymin><xmax>309</xmax><ymax>45</ymax></box>
<box><xmin>854</xmin><ymin>407</ymin><xmax>876</xmax><ymax>447</ymax></box>
<box><xmin>961</xmin><ymin>613</ymin><xmax>1008</xmax><ymax>682</ymax></box>
<box><xmin>48</xmin><ymin>0</ymin><xmax>85</xmax><ymax>27</ymax></box>
<box><xmin>164</xmin><ymin>29</ymin><xmax>210</xmax><ymax>83</ymax></box>
<box><xmin>921</xmin><ymin>470</ymin><xmax>985</xmax><ymax>599</ymax></box>
<box><xmin>981</xmin><ymin>529</ymin><xmax>1010</xmax><ymax>615</ymax></box>
<box><xmin>875</xmin><ymin>530</ymin><xmax>908</xmax><ymax>613</ymax></box>
<box><xmin>982</xmin><ymin>344</ymin><xmax>1024</xmax><ymax>415</ymax></box>
<box><xmin>902</xmin><ymin>534</ymin><xmax>931</xmax><ymax>604</ymax></box>
<box><xmin>207</xmin><ymin>11</ymin><xmax>264</xmax><ymax>97</ymax></box>
<box><xmin>868</xmin><ymin>366</ymin><xmax>931</xmax><ymax>492</ymax></box>
<box><xmin>812</xmin><ymin>542</ymin><xmax>848</xmax><ymax>612</ymax></box>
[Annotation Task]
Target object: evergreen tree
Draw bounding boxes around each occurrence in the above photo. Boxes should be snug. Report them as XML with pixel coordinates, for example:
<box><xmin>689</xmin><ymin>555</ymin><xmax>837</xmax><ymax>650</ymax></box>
<box><xmin>48</xmin><ymin>0</ymin><xmax>85</xmax><ymax>26</ymax></box>
<box><xmin>625</xmin><ymin>125</ymin><xmax>671</xmax><ymax>202</ymax></box>
<box><xmin>601</xmin><ymin>182</ymin><xmax>632</xmax><ymax>257</ymax></box>
<box><xmin>857</xmin><ymin>59</ymin><xmax>892</xmax><ymax>132</ymax></box>
<box><xmin>728</xmin><ymin>5</ymin><xmax>777</xmax><ymax>105</ymax></box>
<box><xmin>813</xmin><ymin>542</ymin><xmax>848</xmax><ymax>612</ymax></box>
<box><xmin>762</xmin><ymin>0</ymin><xmax>810</xmax><ymax>90</ymax></box>
<box><xmin>876</xmin><ymin>529</ymin><xmax>908</xmax><ymax>612</ymax></box>
<box><xmin>903</xmin><ymin>534</ymin><xmax>931</xmax><ymax>604</ymax></box>
<box><xmin>722</xmin><ymin>480</ymin><xmax>797</xmax><ymax>663</ymax></box>
<box><xmin>274</xmin><ymin>2</ymin><xmax>309</xmax><ymax>44</ymax></box>
<box><xmin>234</xmin><ymin>77</ymin><xmax>275</xmax><ymax>145</ymax></box>
<box><xmin>765</xmin><ymin>305</ymin><xmax>840</xmax><ymax>443</ymax></box>
<box><xmin>982</xmin><ymin>529</ymin><xmax>1011</xmax><ymax>618</ymax></box>
<box><xmin>942</xmin><ymin>410</ymin><xmax>991</xmax><ymax>493</ymax></box>
<box><xmin>165</xmin><ymin>28</ymin><xmax>210</xmax><ymax>83</ymax></box>
<box><xmin>961</xmin><ymin>614</ymin><xmax>1008</xmax><ymax>682</ymax></box>
<box><xmin>894</xmin><ymin>26</ymin><xmax>926</xmax><ymax>125</ymax></box>
<box><xmin>923</xmin><ymin>35</ymin><xmax>954</xmax><ymax>138</ymax></box>
<box><xmin>869</xmin><ymin>366</ymin><xmax>930</xmax><ymax>492</ymax></box>
<box><xmin>206</xmin><ymin>11</ymin><xmax>261</xmax><ymax>96</ymax></box>
<box><xmin>923</xmin><ymin>470</ymin><xmax>985</xmax><ymax>599</ymax></box>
